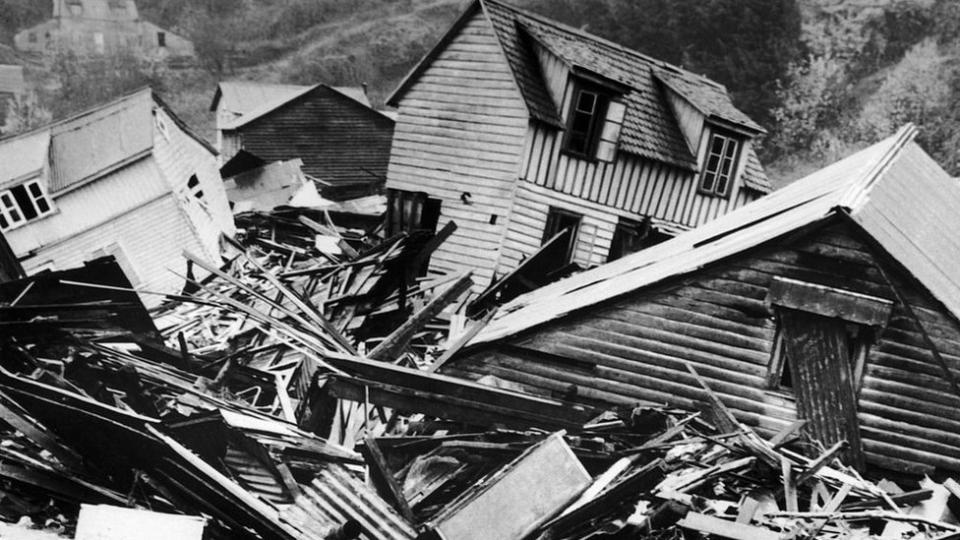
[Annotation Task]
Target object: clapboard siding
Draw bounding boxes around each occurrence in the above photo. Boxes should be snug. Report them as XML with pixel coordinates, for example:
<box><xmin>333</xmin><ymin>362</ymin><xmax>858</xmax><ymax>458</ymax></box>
<box><xmin>18</xmin><ymin>194</ymin><xmax>208</xmax><ymax>308</ymax></box>
<box><xmin>386</xmin><ymin>10</ymin><xmax>528</xmax><ymax>287</ymax></box>
<box><xmin>448</xmin><ymin>222</ymin><xmax>960</xmax><ymax>474</ymax></box>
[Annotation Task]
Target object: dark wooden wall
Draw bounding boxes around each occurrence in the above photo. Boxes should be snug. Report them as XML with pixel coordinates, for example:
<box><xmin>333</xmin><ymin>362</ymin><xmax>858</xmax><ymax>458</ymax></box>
<box><xmin>238</xmin><ymin>87</ymin><xmax>395</xmax><ymax>200</ymax></box>
<box><xmin>446</xmin><ymin>221</ymin><xmax>960</xmax><ymax>474</ymax></box>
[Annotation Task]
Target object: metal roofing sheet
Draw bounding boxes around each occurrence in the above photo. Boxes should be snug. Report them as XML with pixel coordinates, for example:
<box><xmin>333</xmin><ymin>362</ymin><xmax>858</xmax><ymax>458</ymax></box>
<box><xmin>470</xmin><ymin>125</ymin><xmax>920</xmax><ymax>345</ymax></box>
<box><xmin>48</xmin><ymin>88</ymin><xmax>154</xmax><ymax>193</ymax></box>
<box><xmin>280</xmin><ymin>464</ymin><xmax>416</xmax><ymax>540</ymax></box>
<box><xmin>0</xmin><ymin>129</ymin><xmax>50</xmax><ymax>189</ymax></box>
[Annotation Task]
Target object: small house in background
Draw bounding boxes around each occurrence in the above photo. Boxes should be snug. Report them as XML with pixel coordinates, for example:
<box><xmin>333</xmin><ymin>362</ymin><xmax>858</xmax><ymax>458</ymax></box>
<box><xmin>444</xmin><ymin>125</ymin><xmax>960</xmax><ymax>476</ymax></box>
<box><xmin>0</xmin><ymin>88</ymin><xmax>235</xmax><ymax>306</ymax></box>
<box><xmin>210</xmin><ymin>82</ymin><xmax>395</xmax><ymax>201</ymax></box>
<box><xmin>385</xmin><ymin>0</ymin><xmax>770</xmax><ymax>291</ymax></box>
<box><xmin>14</xmin><ymin>0</ymin><xmax>194</xmax><ymax>59</ymax></box>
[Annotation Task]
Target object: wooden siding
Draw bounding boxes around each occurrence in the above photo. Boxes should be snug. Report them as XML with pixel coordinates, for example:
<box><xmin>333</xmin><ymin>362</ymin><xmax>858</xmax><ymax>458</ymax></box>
<box><xmin>153</xmin><ymin>106</ymin><xmax>235</xmax><ymax>262</ymax></box>
<box><xmin>498</xmin><ymin>182</ymin><xmax>618</xmax><ymax>273</ymax></box>
<box><xmin>448</xmin><ymin>222</ymin><xmax>960</xmax><ymax>474</ymax></box>
<box><xmin>385</xmin><ymin>10</ymin><xmax>529</xmax><ymax>288</ymax></box>
<box><xmin>235</xmin><ymin>87</ymin><xmax>395</xmax><ymax>197</ymax></box>
<box><xmin>520</xmin><ymin>122</ymin><xmax>756</xmax><ymax>232</ymax></box>
<box><xmin>18</xmin><ymin>193</ymin><xmax>209</xmax><ymax>308</ymax></box>
<box><xmin>6</xmin><ymin>156</ymin><xmax>168</xmax><ymax>256</ymax></box>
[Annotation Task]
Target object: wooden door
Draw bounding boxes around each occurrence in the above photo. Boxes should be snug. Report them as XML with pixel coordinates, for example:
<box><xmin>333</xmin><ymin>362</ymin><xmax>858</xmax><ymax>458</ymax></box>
<box><xmin>778</xmin><ymin>308</ymin><xmax>864</xmax><ymax>469</ymax></box>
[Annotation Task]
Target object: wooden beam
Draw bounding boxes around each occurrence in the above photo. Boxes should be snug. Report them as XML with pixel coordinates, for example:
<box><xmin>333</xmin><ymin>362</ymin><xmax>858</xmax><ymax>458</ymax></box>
<box><xmin>678</xmin><ymin>512</ymin><xmax>782</xmax><ymax>540</ymax></box>
<box><xmin>368</xmin><ymin>272</ymin><xmax>473</xmax><ymax>362</ymax></box>
<box><xmin>796</xmin><ymin>440</ymin><xmax>847</xmax><ymax>485</ymax></box>
<box><xmin>361</xmin><ymin>435</ymin><xmax>415</xmax><ymax>522</ymax></box>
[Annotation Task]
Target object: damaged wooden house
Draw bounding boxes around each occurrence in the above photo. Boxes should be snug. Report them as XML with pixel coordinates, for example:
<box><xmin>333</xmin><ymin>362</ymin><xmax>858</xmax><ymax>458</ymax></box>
<box><xmin>441</xmin><ymin>124</ymin><xmax>960</xmax><ymax>476</ymax></box>
<box><xmin>0</xmin><ymin>87</ymin><xmax>235</xmax><ymax>306</ymax></box>
<box><xmin>211</xmin><ymin>81</ymin><xmax>396</xmax><ymax>201</ymax></box>
<box><xmin>385</xmin><ymin>0</ymin><xmax>770</xmax><ymax>291</ymax></box>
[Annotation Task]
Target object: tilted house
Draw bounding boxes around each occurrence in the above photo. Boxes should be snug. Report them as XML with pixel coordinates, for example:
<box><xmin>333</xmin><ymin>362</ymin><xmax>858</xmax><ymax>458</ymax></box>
<box><xmin>0</xmin><ymin>88</ymin><xmax>235</xmax><ymax>306</ymax></box>
<box><xmin>15</xmin><ymin>0</ymin><xmax>194</xmax><ymax>59</ymax></box>
<box><xmin>211</xmin><ymin>82</ymin><xmax>395</xmax><ymax>201</ymax></box>
<box><xmin>443</xmin><ymin>125</ymin><xmax>960</xmax><ymax>475</ymax></box>
<box><xmin>385</xmin><ymin>0</ymin><xmax>770</xmax><ymax>290</ymax></box>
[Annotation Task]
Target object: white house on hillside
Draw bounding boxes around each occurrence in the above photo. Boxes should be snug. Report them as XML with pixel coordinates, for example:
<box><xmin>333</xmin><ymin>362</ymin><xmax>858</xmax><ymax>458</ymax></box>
<box><xmin>0</xmin><ymin>88</ymin><xmax>234</xmax><ymax>305</ymax></box>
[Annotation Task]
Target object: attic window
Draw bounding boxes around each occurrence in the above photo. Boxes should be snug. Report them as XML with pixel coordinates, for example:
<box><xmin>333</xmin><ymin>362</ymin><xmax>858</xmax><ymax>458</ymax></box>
<box><xmin>698</xmin><ymin>128</ymin><xmax>742</xmax><ymax>197</ymax></box>
<box><xmin>562</xmin><ymin>79</ymin><xmax>625</xmax><ymax>163</ymax></box>
<box><xmin>0</xmin><ymin>180</ymin><xmax>54</xmax><ymax>231</ymax></box>
<box><xmin>157</xmin><ymin>32</ymin><xmax>166</xmax><ymax>48</ymax></box>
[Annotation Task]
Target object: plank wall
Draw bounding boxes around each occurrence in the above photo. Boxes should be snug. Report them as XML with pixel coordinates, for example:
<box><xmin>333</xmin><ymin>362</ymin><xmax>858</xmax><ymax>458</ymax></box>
<box><xmin>385</xmin><ymin>10</ymin><xmax>529</xmax><ymax>288</ymax></box>
<box><xmin>448</xmin><ymin>222</ymin><xmax>960</xmax><ymax>474</ymax></box>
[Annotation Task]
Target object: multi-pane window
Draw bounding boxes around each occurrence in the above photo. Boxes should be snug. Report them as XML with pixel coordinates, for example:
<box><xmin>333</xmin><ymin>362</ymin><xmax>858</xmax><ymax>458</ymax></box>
<box><xmin>0</xmin><ymin>180</ymin><xmax>54</xmax><ymax>231</ymax></box>
<box><xmin>699</xmin><ymin>130</ymin><xmax>741</xmax><ymax>197</ymax></box>
<box><xmin>564</xmin><ymin>87</ymin><xmax>607</xmax><ymax>158</ymax></box>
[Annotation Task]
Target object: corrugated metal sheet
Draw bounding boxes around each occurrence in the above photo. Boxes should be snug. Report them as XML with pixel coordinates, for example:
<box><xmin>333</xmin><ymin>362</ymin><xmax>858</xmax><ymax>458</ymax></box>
<box><xmin>281</xmin><ymin>464</ymin><xmax>417</xmax><ymax>540</ymax></box>
<box><xmin>48</xmin><ymin>88</ymin><xmax>154</xmax><ymax>193</ymax></box>
<box><xmin>0</xmin><ymin>129</ymin><xmax>50</xmax><ymax>189</ymax></box>
<box><xmin>472</xmin><ymin>125</ymin><xmax>917</xmax><ymax>344</ymax></box>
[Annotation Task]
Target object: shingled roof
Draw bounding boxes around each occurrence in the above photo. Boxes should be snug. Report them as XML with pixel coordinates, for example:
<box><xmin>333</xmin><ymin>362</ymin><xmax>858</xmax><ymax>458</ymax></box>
<box><xmin>212</xmin><ymin>82</ymin><xmax>373</xmax><ymax>131</ymax></box>
<box><xmin>390</xmin><ymin>0</ymin><xmax>768</xmax><ymax>189</ymax></box>
<box><xmin>468</xmin><ymin>124</ymin><xmax>960</xmax><ymax>346</ymax></box>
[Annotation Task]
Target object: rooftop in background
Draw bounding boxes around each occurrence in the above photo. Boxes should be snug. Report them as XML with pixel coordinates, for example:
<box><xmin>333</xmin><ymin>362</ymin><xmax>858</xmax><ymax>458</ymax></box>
<box><xmin>471</xmin><ymin>124</ymin><xmax>960</xmax><ymax>345</ymax></box>
<box><xmin>211</xmin><ymin>81</ymin><xmax>372</xmax><ymax>130</ymax></box>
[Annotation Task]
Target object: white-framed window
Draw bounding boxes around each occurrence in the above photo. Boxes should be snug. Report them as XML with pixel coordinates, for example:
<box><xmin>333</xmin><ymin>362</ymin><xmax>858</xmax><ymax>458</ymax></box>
<box><xmin>699</xmin><ymin>129</ymin><xmax>742</xmax><ymax>198</ymax></box>
<box><xmin>0</xmin><ymin>179</ymin><xmax>54</xmax><ymax>232</ymax></box>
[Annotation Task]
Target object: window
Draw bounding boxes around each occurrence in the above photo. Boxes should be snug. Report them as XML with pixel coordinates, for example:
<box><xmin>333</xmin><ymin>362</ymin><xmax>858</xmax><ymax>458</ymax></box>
<box><xmin>542</xmin><ymin>207</ymin><xmax>582</xmax><ymax>265</ymax></box>
<box><xmin>187</xmin><ymin>175</ymin><xmax>204</xmax><ymax>200</ymax></box>
<box><xmin>699</xmin><ymin>129</ymin><xmax>742</xmax><ymax>197</ymax></box>
<box><xmin>608</xmin><ymin>217</ymin><xmax>670</xmax><ymax>262</ymax></box>
<box><xmin>0</xmin><ymin>180</ymin><xmax>54</xmax><ymax>231</ymax></box>
<box><xmin>157</xmin><ymin>32</ymin><xmax>166</xmax><ymax>48</ymax></box>
<box><xmin>564</xmin><ymin>87</ymin><xmax>606</xmax><ymax>158</ymax></box>
<box><xmin>767</xmin><ymin>318</ymin><xmax>872</xmax><ymax>394</ymax></box>
<box><xmin>28</xmin><ymin>32</ymin><xmax>37</xmax><ymax>44</ymax></box>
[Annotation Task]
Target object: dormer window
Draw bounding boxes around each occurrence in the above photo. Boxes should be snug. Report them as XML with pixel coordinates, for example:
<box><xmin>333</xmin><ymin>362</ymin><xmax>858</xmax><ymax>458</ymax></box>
<box><xmin>562</xmin><ymin>80</ymin><xmax>625</xmax><ymax>163</ymax></box>
<box><xmin>699</xmin><ymin>128</ymin><xmax>742</xmax><ymax>197</ymax></box>
<box><xmin>0</xmin><ymin>180</ymin><xmax>54</xmax><ymax>231</ymax></box>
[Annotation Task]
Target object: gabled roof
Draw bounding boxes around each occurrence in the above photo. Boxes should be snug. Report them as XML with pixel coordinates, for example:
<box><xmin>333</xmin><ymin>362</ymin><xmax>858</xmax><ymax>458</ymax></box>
<box><xmin>212</xmin><ymin>82</ymin><xmax>373</xmax><ymax>130</ymax></box>
<box><xmin>389</xmin><ymin>0</ymin><xmax>765</xmax><ymax>179</ymax></box>
<box><xmin>53</xmin><ymin>0</ymin><xmax>139</xmax><ymax>21</ymax></box>
<box><xmin>470</xmin><ymin>125</ymin><xmax>960</xmax><ymax>345</ymax></box>
<box><xmin>0</xmin><ymin>87</ymin><xmax>214</xmax><ymax>195</ymax></box>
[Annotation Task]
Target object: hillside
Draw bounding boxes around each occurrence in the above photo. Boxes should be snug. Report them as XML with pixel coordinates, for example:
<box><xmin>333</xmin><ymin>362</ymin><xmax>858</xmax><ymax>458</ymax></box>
<box><xmin>4</xmin><ymin>0</ymin><xmax>960</xmax><ymax>183</ymax></box>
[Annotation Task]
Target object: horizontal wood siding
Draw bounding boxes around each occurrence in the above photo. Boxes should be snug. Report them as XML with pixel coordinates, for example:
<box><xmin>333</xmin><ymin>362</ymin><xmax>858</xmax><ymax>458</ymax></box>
<box><xmin>18</xmin><ymin>193</ymin><xmax>209</xmax><ymax>308</ymax></box>
<box><xmin>522</xmin><ymin>123</ymin><xmax>757</xmax><ymax>231</ymax></box>
<box><xmin>498</xmin><ymin>182</ymin><xmax>617</xmax><ymax>274</ymax></box>
<box><xmin>449</xmin><ymin>223</ymin><xmax>960</xmax><ymax>473</ymax></box>
<box><xmin>386</xmin><ymin>10</ymin><xmax>528</xmax><ymax>288</ymax></box>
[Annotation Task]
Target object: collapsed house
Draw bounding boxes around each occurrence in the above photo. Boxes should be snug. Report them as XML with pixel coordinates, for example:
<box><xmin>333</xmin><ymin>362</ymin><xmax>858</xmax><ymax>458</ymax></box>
<box><xmin>441</xmin><ymin>124</ymin><xmax>960</xmax><ymax>477</ymax></box>
<box><xmin>0</xmin><ymin>88</ymin><xmax>235</xmax><ymax>307</ymax></box>
<box><xmin>385</xmin><ymin>0</ymin><xmax>771</xmax><ymax>291</ymax></box>
<box><xmin>211</xmin><ymin>82</ymin><xmax>395</xmax><ymax>201</ymax></box>
<box><xmin>6</xmin><ymin>129</ymin><xmax>960</xmax><ymax>538</ymax></box>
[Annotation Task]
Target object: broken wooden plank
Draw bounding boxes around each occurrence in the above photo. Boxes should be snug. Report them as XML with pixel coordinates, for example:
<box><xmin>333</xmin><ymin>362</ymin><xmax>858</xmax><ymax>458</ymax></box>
<box><xmin>678</xmin><ymin>512</ymin><xmax>782</xmax><ymax>540</ymax></box>
<box><xmin>361</xmin><ymin>435</ymin><xmax>415</xmax><ymax>522</ymax></box>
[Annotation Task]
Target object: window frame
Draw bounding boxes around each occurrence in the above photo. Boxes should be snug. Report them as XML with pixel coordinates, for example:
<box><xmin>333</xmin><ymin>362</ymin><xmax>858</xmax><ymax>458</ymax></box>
<box><xmin>698</xmin><ymin>127</ymin><xmax>743</xmax><ymax>198</ymax></box>
<box><xmin>542</xmin><ymin>207</ymin><xmax>582</xmax><ymax>264</ymax></box>
<box><xmin>0</xmin><ymin>179</ymin><xmax>55</xmax><ymax>232</ymax></box>
<box><xmin>562</xmin><ymin>82</ymin><xmax>610</xmax><ymax>161</ymax></box>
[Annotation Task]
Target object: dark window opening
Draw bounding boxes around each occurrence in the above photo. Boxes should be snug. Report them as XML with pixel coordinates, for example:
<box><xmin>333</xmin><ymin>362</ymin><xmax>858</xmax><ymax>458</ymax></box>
<box><xmin>10</xmin><ymin>185</ymin><xmax>37</xmax><ymax>221</ymax></box>
<box><xmin>608</xmin><ymin>217</ymin><xmax>671</xmax><ymax>262</ymax></box>
<box><xmin>385</xmin><ymin>189</ymin><xmax>442</xmax><ymax>237</ymax></box>
<box><xmin>542</xmin><ymin>207</ymin><xmax>582</xmax><ymax>265</ymax></box>
<box><xmin>157</xmin><ymin>32</ymin><xmax>166</xmax><ymax>47</ymax></box>
<box><xmin>187</xmin><ymin>175</ymin><xmax>204</xmax><ymax>200</ymax></box>
<box><xmin>563</xmin><ymin>84</ymin><xmax>608</xmax><ymax>158</ymax></box>
<box><xmin>699</xmin><ymin>128</ymin><xmax>742</xmax><ymax>198</ymax></box>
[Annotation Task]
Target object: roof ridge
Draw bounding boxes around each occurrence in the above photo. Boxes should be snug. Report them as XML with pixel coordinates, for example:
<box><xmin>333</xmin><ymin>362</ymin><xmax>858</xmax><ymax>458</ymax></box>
<box><xmin>839</xmin><ymin>123</ymin><xmax>918</xmax><ymax>210</ymax></box>
<box><xmin>482</xmin><ymin>0</ymin><xmax>726</xmax><ymax>91</ymax></box>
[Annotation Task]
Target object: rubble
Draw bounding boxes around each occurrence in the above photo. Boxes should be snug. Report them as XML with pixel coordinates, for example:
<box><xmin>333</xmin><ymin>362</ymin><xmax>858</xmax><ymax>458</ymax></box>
<box><xmin>2</xmin><ymin>210</ymin><xmax>960</xmax><ymax>540</ymax></box>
